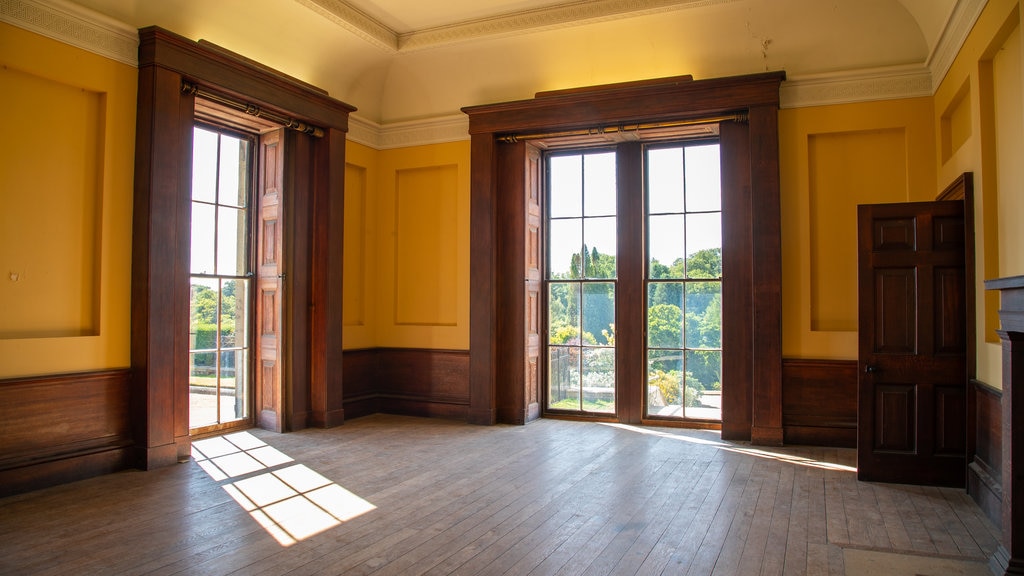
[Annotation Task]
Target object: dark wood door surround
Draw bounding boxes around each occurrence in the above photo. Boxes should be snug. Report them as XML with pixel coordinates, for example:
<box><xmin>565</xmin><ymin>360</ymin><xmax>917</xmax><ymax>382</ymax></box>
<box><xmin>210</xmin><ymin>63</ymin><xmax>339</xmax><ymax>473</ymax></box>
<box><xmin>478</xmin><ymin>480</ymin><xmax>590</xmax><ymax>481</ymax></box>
<box><xmin>984</xmin><ymin>276</ymin><xmax>1024</xmax><ymax>576</ymax></box>
<box><xmin>857</xmin><ymin>201</ymin><xmax>968</xmax><ymax>487</ymax></box>
<box><xmin>132</xmin><ymin>27</ymin><xmax>354</xmax><ymax>469</ymax></box>
<box><xmin>462</xmin><ymin>72</ymin><xmax>785</xmax><ymax>442</ymax></box>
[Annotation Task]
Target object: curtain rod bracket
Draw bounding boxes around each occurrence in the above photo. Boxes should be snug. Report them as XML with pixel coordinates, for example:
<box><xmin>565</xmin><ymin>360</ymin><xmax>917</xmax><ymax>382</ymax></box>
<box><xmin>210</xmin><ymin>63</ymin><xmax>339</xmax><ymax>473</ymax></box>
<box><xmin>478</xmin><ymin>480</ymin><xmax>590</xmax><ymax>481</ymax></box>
<box><xmin>181</xmin><ymin>80</ymin><xmax>325</xmax><ymax>137</ymax></box>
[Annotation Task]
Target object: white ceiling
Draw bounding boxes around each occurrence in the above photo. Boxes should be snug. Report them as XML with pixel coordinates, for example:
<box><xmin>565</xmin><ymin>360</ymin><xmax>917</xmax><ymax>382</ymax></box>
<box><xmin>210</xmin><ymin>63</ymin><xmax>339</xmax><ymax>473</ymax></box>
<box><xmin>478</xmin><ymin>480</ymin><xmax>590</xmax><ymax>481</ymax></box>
<box><xmin>56</xmin><ymin>0</ymin><xmax>965</xmax><ymax>124</ymax></box>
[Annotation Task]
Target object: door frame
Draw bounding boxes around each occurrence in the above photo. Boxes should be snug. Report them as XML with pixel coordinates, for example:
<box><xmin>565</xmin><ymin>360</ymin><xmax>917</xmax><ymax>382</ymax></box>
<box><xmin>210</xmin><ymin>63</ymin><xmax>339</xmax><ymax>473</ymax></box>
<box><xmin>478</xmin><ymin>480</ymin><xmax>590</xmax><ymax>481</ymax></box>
<box><xmin>131</xmin><ymin>27</ymin><xmax>354</xmax><ymax>469</ymax></box>
<box><xmin>463</xmin><ymin>72</ymin><xmax>785</xmax><ymax>443</ymax></box>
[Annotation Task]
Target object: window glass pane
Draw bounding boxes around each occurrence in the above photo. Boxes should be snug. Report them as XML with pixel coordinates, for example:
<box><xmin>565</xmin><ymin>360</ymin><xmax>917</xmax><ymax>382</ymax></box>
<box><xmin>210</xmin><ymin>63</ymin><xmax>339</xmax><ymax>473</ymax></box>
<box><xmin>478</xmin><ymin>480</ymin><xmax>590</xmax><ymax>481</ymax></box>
<box><xmin>583</xmin><ymin>217</ymin><xmax>616</xmax><ymax>279</ymax></box>
<box><xmin>217</xmin><ymin>206</ymin><xmax>246</xmax><ymax>276</ymax></box>
<box><xmin>548</xmin><ymin>282</ymin><xmax>581</xmax><ymax>344</ymax></box>
<box><xmin>548</xmin><ymin>346</ymin><xmax>580</xmax><ymax>410</ymax></box>
<box><xmin>648</xmin><ymin>214</ymin><xmax>685</xmax><ymax>279</ymax></box>
<box><xmin>549</xmin><ymin>155</ymin><xmax>582</xmax><ymax>218</ymax></box>
<box><xmin>222</xmin><ymin>279</ymin><xmax>249</xmax><ymax>344</ymax></box>
<box><xmin>582</xmin><ymin>282</ymin><xmax>615</xmax><ymax>346</ymax></box>
<box><xmin>582</xmin><ymin>347</ymin><xmax>614</xmax><ymax>413</ymax></box>
<box><xmin>189</xmin><ymin>352</ymin><xmax>217</xmax><ymax>427</ymax></box>
<box><xmin>219</xmin><ymin>134</ymin><xmax>248</xmax><ymax>208</ymax></box>
<box><xmin>548</xmin><ymin>219</ymin><xmax>582</xmax><ymax>279</ymax></box>
<box><xmin>684</xmin><ymin>283</ymin><xmax>721</xmax><ymax>349</ymax></box>
<box><xmin>190</xmin><ymin>203</ymin><xmax>216</xmax><ymax>274</ymax></box>
<box><xmin>583</xmin><ymin>152</ymin><xmax>616</xmax><ymax>217</ymax></box>
<box><xmin>647</xmin><ymin>351</ymin><xmax>683</xmax><ymax>417</ymax></box>
<box><xmin>220</xmin><ymin>349</ymin><xmax>247</xmax><ymax>421</ymax></box>
<box><xmin>648</xmin><ymin>283</ymin><xmax>683</xmax><ymax>349</ymax></box>
<box><xmin>189</xmin><ymin>126</ymin><xmax>253</xmax><ymax>432</ymax></box>
<box><xmin>192</xmin><ymin>127</ymin><xmax>218</xmax><ymax>203</ymax></box>
<box><xmin>685</xmin><ymin>212</ymin><xmax>721</xmax><ymax>278</ymax></box>
<box><xmin>647</xmin><ymin>147</ymin><xmax>684</xmax><ymax>214</ymax></box>
<box><xmin>685</xmin><ymin>144</ymin><xmax>721</xmax><ymax>213</ymax></box>
<box><xmin>218</xmin><ymin>280</ymin><xmax>239</xmax><ymax>348</ymax></box>
<box><xmin>686</xmin><ymin>349</ymin><xmax>721</xmax><ymax>420</ymax></box>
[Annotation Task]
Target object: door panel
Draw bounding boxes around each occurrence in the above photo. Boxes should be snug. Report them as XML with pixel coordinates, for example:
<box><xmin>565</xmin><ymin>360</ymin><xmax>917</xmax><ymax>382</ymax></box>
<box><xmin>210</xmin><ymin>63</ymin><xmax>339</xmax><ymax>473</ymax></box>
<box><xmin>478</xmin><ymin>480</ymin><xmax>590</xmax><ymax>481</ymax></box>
<box><xmin>857</xmin><ymin>200</ymin><xmax>966</xmax><ymax>486</ymax></box>
<box><xmin>255</xmin><ymin>129</ymin><xmax>284</xmax><ymax>432</ymax></box>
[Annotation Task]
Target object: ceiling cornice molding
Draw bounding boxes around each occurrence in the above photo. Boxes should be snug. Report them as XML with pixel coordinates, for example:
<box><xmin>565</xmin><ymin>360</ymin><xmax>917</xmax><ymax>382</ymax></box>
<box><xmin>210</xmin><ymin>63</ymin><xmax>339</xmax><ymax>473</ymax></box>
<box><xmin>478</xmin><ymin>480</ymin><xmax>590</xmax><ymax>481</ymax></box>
<box><xmin>0</xmin><ymin>0</ymin><xmax>138</xmax><ymax>65</ymax></box>
<box><xmin>780</xmin><ymin>65</ymin><xmax>933</xmax><ymax>109</ymax></box>
<box><xmin>927</xmin><ymin>0</ymin><xmax>986</xmax><ymax>91</ymax></box>
<box><xmin>348</xmin><ymin>114</ymin><xmax>470</xmax><ymax>150</ymax></box>
<box><xmin>398</xmin><ymin>0</ymin><xmax>741</xmax><ymax>52</ymax></box>
<box><xmin>293</xmin><ymin>0</ymin><xmax>397</xmax><ymax>52</ymax></box>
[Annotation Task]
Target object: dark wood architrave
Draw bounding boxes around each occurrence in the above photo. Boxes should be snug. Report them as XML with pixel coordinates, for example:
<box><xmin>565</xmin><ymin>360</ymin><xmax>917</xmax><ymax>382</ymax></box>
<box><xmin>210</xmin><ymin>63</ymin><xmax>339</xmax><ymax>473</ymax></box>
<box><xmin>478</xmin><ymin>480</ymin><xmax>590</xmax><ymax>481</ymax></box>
<box><xmin>0</xmin><ymin>370</ymin><xmax>132</xmax><ymax>497</ymax></box>
<box><xmin>283</xmin><ymin>130</ymin><xmax>313</xmax><ymax>431</ymax></box>
<box><xmin>133</xmin><ymin>27</ymin><xmax>354</xmax><ymax>469</ymax></box>
<box><xmin>495</xmin><ymin>141</ymin><xmax>528</xmax><ymax>424</ymax></box>
<box><xmin>720</xmin><ymin>119</ymin><xmax>754</xmax><ymax>440</ymax></box>
<box><xmin>463</xmin><ymin>72</ymin><xmax>785</xmax><ymax>440</ymax></box>
<box><xmin>468</xmin><ymin>134</ymin><xmax>499</xmax><ymax>425</ymax></box>
<box><xmin>617</xmin><ymin>142</ymin><xmax>645</xmax><ymax>424</ymax></box>
<box><xmin>938</xmin><ymin>173</ymin><xmax>978</xmax><ymax>467</ymax></box>
<box><xmin>984</xmin><ymin>275</ymin><xmax>1024</xmax><ymax>575</ymax></box>
<box><xmin>782</xmin><ymin>359</ymin><xmax>857</xmax><ymax>447</ymax></box>
<box><xmin>309</xmin><ymin>127</ymin><xmax>348</xmax><ymax>428</ymax></box>
<box><xmin>748</xmin><ymin>105</ymin><xmax>784</xmax><ymax>445</ymax></box>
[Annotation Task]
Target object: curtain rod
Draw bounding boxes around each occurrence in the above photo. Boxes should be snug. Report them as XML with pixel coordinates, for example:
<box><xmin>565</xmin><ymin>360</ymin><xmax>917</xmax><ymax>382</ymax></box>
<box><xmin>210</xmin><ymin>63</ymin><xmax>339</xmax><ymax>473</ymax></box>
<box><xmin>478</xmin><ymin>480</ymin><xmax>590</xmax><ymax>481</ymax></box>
<box><xmin>181</xmin><ymin>80</ymin><xmax>325</xmax><ymax>138</ymax></box>
<box><xmin>496</xmin><ymin>113</ymin><xmax>746</xmax><ymax>144</ymax></box>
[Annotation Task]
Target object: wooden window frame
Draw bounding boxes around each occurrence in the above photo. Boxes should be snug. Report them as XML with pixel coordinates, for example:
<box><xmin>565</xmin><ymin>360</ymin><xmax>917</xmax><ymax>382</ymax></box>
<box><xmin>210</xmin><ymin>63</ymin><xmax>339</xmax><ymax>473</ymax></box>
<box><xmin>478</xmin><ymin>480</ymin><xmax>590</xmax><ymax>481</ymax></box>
<box><xmin>132</xmin><ymin>27</ymin><xmax>354</xmax><ymax>469</ymax></box>
<box><xmin>462</xmin><ymin>72</ymin><xmax>785</xmax><ymax>443</ymax></box>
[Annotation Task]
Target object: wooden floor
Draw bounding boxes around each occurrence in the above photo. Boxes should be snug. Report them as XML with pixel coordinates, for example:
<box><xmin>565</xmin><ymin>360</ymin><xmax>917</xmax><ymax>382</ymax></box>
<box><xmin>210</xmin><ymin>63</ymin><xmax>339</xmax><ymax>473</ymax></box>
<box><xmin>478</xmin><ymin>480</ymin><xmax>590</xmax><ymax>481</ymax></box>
<box><xmin>0</xmin><ymin>415</ymin><xmax>1001</xmax><ymax>575</ymax></box>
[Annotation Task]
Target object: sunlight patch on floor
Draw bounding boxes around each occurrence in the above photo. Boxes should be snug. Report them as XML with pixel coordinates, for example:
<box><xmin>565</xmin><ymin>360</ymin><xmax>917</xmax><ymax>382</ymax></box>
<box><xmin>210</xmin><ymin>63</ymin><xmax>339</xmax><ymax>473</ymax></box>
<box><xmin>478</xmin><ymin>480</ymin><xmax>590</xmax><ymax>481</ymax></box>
<box><xmin>193</xmin><ymin>431</ymin><xmax>376</xmax><ymax>546</ymax></box>
<box><xmin>600</xmin><ymin>422</ymin><xmax>857</xmax><ymax>472</ymax></box>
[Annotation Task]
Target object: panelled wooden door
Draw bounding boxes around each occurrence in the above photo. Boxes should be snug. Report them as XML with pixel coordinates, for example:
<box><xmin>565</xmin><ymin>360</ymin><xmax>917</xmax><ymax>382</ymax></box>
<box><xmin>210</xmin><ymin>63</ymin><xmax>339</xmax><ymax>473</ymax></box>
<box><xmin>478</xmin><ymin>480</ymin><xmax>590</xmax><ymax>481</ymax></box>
<box><xmin>857</xmin><ymin>200</ymin><xmax>967</xmax><ymax>486</ymax></box>
<box><xmin>255</xmin><ymin>128</ymin><xmax>285</xmax><ymax>432</ymax></box>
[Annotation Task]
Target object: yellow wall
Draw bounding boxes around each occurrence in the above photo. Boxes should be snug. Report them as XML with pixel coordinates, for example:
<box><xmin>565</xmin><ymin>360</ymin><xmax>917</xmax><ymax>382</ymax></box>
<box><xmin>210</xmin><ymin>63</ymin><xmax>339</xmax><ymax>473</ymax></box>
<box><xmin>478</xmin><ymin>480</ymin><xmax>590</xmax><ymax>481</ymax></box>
<box><xmin>0</xmin><ymin>23</ymin><xmax>136</xmax><ymax>378</ymax></box>
<box><xmin>343</xmin><ymin>141</ymin><xmax>379</xmax><ymax>350</ymax></box>
<box><xmin>4</xmin><ymin>3</ymin><xmax>1019</xmax><ymax>381</ymax></box>
<box><xmin>343</xmin><ymin>141</ymin><xmax>471</xmax><ymax>351</ymax></box>
<box><xmin>780</xmin><ymin>97</ymin><xmax>937</xmax><ymax>360</ymax></box>
<box><xmin>934</xmin><ymin>0</ymin><xmax>1023</xmax><ymax>388</ymax></box>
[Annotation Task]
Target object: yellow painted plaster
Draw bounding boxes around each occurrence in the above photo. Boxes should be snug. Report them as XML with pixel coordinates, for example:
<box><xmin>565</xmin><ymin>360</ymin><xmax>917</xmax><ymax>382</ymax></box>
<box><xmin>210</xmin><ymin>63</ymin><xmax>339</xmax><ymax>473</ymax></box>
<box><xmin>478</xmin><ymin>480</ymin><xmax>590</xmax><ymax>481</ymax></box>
<box><xmin>934</xmin><ymin>0</ymin><xmax>1022</xmax><ymax>388</ymax></box>
<box><xmin>0</xmin><ymin>23</ymin><xmax>136</xmax><ymax>378</ymax></box>
<box><xmin>780</xmin><ymin>97</ymin><xmax>936</xmax><ymax>360</ymax></box>
<box><xmin>374</xmin><ymin>141</ymin><xmax>471</xmax><ymax>350</ymax></box>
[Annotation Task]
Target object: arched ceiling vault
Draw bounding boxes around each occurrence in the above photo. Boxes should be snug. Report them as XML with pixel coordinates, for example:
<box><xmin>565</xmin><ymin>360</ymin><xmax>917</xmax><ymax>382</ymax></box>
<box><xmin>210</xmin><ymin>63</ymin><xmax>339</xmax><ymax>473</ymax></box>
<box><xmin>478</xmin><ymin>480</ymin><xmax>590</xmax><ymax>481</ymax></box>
<box><xmin>8</xmin><ymin>0</ymin><xmax>984</xmax><ymax>135</ymax></box>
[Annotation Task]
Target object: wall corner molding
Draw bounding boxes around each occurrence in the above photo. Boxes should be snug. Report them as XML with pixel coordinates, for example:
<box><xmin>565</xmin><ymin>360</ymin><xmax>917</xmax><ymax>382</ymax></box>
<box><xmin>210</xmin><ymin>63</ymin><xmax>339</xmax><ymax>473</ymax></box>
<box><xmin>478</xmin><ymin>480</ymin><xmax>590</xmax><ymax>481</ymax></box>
<box><xmin>928</xmin><ymin>0</ymin><xmax>987</xmax><ymax>92</ymax></box>
<box><xmin>780</xmin><ymin>65</ymin><xmax>933</xmax><ymax>109</ymax></box>
<box><xmin>0</xmin><ymin>0</ymin><xmax>138</xmax><ymax>66</ymax></box>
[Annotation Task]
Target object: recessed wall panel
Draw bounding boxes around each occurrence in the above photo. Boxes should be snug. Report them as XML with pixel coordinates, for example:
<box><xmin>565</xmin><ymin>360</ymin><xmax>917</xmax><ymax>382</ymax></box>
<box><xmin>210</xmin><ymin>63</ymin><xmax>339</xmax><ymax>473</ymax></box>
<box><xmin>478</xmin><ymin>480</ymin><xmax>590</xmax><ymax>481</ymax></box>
<box><xmin>0</xmin><ymin>68</ymin><xmax>103</xmax><ymax>339</ymax></box>
<box><xmin>394</xmin><ymin>165</ymin><xmax>458</xmax><ymax>326</ymax></box>
<box><xmin>344</xmin><ymin>163</ymin><xmax>367</xmax><ymax>326</ymax></box>
<box><xmin>808</xmin><ymin>128</ymin><xmax>908</xmax><ymax>332</ymax></box>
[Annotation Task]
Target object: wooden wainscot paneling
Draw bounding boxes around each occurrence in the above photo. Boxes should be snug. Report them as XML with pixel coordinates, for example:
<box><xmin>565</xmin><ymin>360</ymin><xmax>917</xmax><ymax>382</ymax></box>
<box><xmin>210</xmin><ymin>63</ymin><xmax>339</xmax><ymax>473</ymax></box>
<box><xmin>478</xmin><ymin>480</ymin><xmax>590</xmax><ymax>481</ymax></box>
<box><xmin>970</xmin><ymin>379</ymin><xmax>1002</xmax><ymax>529</ymax></box>
<box><xmin>342</xmin><ymin>349</ymin><xmax>381</xmax><ymax>419</ymax></box>
<box><xmin>782</xmin><ymin>359</ymin><xmax>857</xmax><ymax>447</ymax></box>
<box><xmin>376</xmin><ymin>349</ymin><xmax>470</xmax><ymax>420</ymax></box>
<box><xmin>0</xmin><ymin>370</ymin><xmax>133</xmax><ymax>497</ymax></box>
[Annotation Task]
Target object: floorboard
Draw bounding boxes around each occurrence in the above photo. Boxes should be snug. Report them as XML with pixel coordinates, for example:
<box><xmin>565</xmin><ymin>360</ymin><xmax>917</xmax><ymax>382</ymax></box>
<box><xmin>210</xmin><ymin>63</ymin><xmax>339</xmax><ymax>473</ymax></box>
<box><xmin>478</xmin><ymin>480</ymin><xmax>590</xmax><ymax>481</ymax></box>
<box><xmin>0</xmin><ymin>415</ymin><xmax>1001</xmax><ymax>576</ymax></box>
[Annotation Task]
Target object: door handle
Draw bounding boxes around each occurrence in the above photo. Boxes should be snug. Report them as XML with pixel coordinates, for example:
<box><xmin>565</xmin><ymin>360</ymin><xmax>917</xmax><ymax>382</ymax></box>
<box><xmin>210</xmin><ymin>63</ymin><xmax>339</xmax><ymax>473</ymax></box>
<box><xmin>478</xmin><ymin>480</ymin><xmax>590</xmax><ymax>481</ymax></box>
<box><xmin>864</xmin><ymin>364</ymin><xmax>879</xmax><ymax>373</ymax></box>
